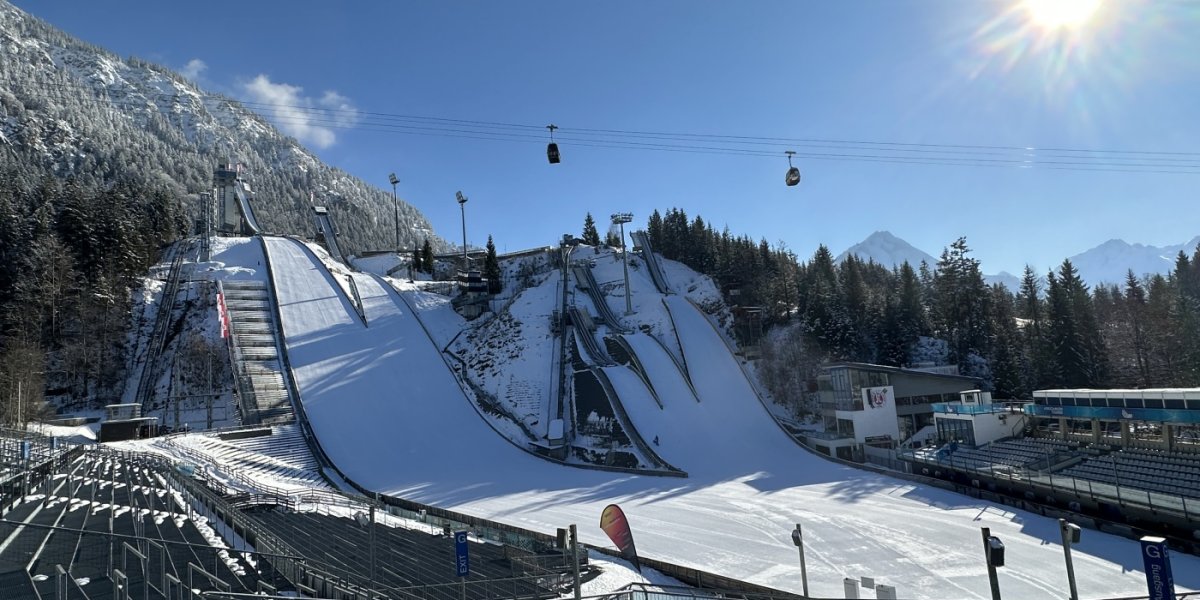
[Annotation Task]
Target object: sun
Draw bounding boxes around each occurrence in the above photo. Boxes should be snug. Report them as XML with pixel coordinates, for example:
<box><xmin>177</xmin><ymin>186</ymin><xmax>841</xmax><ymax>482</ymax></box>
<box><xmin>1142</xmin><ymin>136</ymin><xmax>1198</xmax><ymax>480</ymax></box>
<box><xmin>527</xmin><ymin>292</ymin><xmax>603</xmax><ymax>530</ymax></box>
<box><xmin>1022</xmin><ymin>0</ymin><xmax>1103</xmax><ymax>30</ymax></box>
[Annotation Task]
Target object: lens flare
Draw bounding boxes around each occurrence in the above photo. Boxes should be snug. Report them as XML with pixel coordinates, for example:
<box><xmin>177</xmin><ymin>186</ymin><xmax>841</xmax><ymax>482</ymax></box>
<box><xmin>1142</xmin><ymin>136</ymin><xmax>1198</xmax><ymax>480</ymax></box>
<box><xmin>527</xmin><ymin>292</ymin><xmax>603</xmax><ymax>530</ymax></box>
<box><xmin>1023</xmin><ymin>0</ymin><xmax>1103</xmax><ymax>30</ymax></box>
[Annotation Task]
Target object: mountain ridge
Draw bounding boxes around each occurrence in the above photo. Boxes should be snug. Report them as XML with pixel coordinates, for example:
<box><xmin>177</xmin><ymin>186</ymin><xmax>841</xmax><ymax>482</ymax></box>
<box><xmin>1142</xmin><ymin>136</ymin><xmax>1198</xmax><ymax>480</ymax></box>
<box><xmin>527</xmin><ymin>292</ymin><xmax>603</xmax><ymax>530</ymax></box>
<box><xmin>0</xmin><ymin>0</ymin><xmax>444</xmax><ymax>254</ymax></box>
<box><xmin>836</xmin><ymin>230</ymin><xmax>1198</xmax><ymax>289</ymax></box>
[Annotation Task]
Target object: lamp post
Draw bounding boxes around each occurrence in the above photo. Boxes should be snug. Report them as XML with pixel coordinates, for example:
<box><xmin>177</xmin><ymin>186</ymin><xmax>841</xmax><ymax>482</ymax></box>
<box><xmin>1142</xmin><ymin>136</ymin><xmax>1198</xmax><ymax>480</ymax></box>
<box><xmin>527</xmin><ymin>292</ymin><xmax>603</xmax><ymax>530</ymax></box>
<box><xmin>981</xmin><ymin>527</ymin><xmax>1004</xmax><ymax>600</ymax></box>
<box><xmin>456</xmin><ymin>191</ymin><xmax>469</xmax><ymax>273</ymax></box>
<box><xmin>790</xmin><ymin>524</ymin><xmax>810</xmax><ymax>598</ymax></box>
<box><xmin>388</xmin><ymin>173</ymin><xmax>400</xmax><ymax>255</ymax></box>
<box><xmin>611</xmin><ymin>212</ymin><xmax>633</xmax><ymax>315</ymax></box>
<box><xmin>1059</xmin><ymin>518</ymin><xmax>1081</xmax><ymax>600</ymax></box>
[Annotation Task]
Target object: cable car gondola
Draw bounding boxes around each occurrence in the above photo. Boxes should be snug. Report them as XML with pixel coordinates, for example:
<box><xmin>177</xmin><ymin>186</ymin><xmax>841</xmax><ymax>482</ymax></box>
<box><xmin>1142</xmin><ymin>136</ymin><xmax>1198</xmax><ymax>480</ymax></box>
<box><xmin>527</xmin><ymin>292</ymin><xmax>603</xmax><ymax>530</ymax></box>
<box><xmin>546</xmin><ymin>124</ymin><xmax>560</xmax><ymax>164</ymax></box>
<box><xmin>784</xmin><ymin>150</ymin><xmax>801</xmax><ymax>187</ymax></box>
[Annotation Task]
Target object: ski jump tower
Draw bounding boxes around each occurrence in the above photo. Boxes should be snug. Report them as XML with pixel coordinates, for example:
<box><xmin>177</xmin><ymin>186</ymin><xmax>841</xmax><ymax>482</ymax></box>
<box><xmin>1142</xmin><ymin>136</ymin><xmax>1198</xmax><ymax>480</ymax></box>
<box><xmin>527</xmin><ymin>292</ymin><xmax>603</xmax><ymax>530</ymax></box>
<box><xmin>214</xmin><ymin>160</ymin><xmax>263</xmax><ymax>235</ymax></box>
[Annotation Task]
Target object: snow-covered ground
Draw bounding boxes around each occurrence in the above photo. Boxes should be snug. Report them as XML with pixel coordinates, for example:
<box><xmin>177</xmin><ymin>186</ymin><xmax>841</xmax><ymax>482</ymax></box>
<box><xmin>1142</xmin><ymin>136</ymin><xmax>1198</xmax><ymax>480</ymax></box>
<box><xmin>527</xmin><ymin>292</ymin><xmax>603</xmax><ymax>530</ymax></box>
<box><xmin>257</xmin><ymin>235</ymin><xmax>1199</xmax><ymax>599</ymax></box>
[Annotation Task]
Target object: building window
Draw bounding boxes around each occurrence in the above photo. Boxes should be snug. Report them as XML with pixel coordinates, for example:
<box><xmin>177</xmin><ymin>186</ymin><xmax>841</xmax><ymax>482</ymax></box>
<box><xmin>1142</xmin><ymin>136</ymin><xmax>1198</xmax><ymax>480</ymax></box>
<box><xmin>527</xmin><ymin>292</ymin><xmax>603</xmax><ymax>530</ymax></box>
<box><xmin>936</xmin><ymin>418</ymin><xmax>975</xmax><ymax>446</ymax></box>
<box><xmin>837</xmin><ymin>419</ymin><xmax>855</xmax><ymax>438</ymax></box>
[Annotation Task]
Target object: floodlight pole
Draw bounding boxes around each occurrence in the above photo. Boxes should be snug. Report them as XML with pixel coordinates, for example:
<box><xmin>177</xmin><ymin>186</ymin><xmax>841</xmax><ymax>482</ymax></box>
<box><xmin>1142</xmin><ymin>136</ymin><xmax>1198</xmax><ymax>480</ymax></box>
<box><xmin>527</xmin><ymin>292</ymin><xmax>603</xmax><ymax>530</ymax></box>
<box><xmin>388</xmin><ymin>173</ymin><xmax>400</xmax><ymax>255</ymax></box>
<box><xmin>611</xmin><ymin>212</ymin><xmax>634</xmax><ymax>315</ymax></box>
<box><xmin>457</xmin><ymin>191</ymin><xmax>469</xmax><ymax>273</ymax></box>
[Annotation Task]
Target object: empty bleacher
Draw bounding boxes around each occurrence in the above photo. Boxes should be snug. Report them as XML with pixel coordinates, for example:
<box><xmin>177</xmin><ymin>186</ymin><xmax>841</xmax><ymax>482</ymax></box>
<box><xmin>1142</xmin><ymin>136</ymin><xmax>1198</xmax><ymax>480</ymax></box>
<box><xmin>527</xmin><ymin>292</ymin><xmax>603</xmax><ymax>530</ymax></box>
<box><xmin>935</xmin><ymin>437</ymin><xmax>1073</xmax><ymax>472</ymax></box>
<box><xmin>0</xmin><ymin>446</ymin><xmax>285</xmax><ymax>599</ymax></box>
<box><xmin>1058</xmin><ymin>448</ymin><xmax>1200</xmax><ymax>500</ymax></box>
<box><xmin>249</xmin><ymin>509</ymin><xmax>564</xmax><ymax>600</ymax></box>
<box><xmin>158</xmin><ymin>424</ymin><xmax>325</xmax><ymax>493</ymax></box>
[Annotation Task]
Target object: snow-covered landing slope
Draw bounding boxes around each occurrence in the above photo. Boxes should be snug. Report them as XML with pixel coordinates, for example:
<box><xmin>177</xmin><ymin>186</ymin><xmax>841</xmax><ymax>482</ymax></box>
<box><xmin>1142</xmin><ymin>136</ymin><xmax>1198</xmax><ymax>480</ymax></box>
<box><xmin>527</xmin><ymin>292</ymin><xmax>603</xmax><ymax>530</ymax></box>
<box><xmin>265</xmin><ymin>236</ymin><xmax>551</xmax><ymax>488</ymax></box>
<box><xmin>261</xmin><ymin>236</ymin><xmax>1200</xmax><ymax>599</ymax></box>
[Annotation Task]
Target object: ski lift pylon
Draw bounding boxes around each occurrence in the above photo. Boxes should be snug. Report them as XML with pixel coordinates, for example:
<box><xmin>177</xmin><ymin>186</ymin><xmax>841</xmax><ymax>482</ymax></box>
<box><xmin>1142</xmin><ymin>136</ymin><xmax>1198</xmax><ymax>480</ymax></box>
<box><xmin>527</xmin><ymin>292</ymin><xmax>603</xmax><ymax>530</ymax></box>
<box><xmin>546</xmin><ymin>124</ymin><xmax>560</xmax><ymax>164</ymax></box>
<box><xmin>785</xmin><ymin>150</ymin><xmax>800</xmax><ymax>187</ymax></box>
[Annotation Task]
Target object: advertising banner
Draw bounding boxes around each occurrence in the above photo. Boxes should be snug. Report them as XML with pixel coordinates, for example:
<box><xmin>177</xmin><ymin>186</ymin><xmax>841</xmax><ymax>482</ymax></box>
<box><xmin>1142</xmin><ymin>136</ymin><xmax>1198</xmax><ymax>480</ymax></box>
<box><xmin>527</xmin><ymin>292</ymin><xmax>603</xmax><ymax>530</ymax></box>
<box><xmin>600</xmin><ymin>504</ymin><xmax>641</xmax><ymax>572</ymax></box>
<box><xmin>217</xmin><ymin>291</ymin><xmax>230</xmax><ymax>339</ymax></box>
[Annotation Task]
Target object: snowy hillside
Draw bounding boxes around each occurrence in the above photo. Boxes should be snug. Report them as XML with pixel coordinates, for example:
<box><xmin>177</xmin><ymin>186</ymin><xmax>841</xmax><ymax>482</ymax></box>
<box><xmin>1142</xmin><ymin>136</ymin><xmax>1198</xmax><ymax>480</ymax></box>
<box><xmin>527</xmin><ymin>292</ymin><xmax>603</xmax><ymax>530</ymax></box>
<box><xmin>0</xmin><ymin>0</ymin><xmax>441</xmax><ymax>253</ymax></box>
<box><xmin>241</xmin><ymin>236</ymin><xmax>1200</xmax><ymax>598</ymax></box>
<box><xmin>1069</xmin><ymin>236</ymin><xmax>1200</xmax><ymax>286</ymax></box>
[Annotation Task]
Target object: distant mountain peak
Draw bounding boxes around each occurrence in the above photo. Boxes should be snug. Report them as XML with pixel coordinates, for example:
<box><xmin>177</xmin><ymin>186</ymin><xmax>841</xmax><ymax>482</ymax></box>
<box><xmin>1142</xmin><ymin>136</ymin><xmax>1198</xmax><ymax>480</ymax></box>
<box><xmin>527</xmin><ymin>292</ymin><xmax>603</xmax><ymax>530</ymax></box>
<box><xmin>1068</xmin><ymin>236</ymin><xmax>1200</xmax><ymax>286</ymax></box>
<box><xmin>836</xmin><ymin>231</ymin><xmax>935</xmax><ymax>269</ymax></box>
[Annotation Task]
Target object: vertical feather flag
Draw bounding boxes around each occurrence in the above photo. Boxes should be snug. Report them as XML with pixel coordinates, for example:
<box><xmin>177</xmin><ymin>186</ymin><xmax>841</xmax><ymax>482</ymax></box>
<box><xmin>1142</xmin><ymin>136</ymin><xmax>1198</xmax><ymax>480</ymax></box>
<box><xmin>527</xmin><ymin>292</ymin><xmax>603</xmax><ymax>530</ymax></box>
<box><xmin>600</xmin><ymin>504</ymin><xmax>641</xmax><ymax>573</ymax></box>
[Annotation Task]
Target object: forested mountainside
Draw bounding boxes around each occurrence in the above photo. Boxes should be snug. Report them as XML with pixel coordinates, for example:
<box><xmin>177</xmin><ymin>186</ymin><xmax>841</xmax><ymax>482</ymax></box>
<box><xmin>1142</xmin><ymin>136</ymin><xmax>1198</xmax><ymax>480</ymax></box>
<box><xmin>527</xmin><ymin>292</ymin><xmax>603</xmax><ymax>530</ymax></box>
<box><xmin>640</xmin><ymin>208</ymin><xmax>1200</xmax><ymax>407</ymax></box>
<box><xmin>0</xmin><ymin>0</ymin><xmax>442</xmax><ymax>256</ymax></box>
<box><xmin>0</xmin><ymin>0</ymin><xmax>449</xmax><ymax>416</ymax></box>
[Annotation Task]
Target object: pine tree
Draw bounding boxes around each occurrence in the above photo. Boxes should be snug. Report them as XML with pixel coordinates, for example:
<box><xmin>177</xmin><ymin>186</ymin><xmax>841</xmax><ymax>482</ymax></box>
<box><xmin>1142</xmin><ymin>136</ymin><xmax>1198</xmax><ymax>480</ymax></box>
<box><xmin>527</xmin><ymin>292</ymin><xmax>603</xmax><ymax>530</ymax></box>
<box><xmin>1017</xmin><ymin>265</ymin><xmax>1052</xmax><ymax>389</ymax></box>
<box><xmin>647</xmin><ymin>209</ymin><xmax>664</xmax><ymax>251</ymax></box>
<box><xmin>1122</xmin><ymin>270</ymin><xmax>1152</xmax><ymax>385</ymax></box>
<box><xmin>1045</xmin><ymin>260</ymin><xmax>1108</xmax><ymax>387</ymax></box>
<box><xmin>931</xmin><ymin>238</ymin><xmax>991</xmax><ymax>375</ymax></box>
<box><xmin>484</xmin><ymin>235</ymin><xmax>502</xmax><ymax>294</ymax></box>
<box><xmin>605</xmin><ymin>229</ymin><xmax>622</xmax><ymax>248</ymax></box>
<box><xmin>421</xmin><ymin>238</ymin><xmax>434</xmax><ymax>274</ymax></box>
<box><xmin>581</xmin><ymin>213</ymin><xmax>601</xmax><ymax>246</ymax></box>
<box><xmin>411</xmin><ymin>246</ymin><xmax>422</xmax><ymax>277</ymax></box>
<box><xmin>988</xmin><ymin>284</ymin><xmax>1024</xmax><ymax>398</ymax></box>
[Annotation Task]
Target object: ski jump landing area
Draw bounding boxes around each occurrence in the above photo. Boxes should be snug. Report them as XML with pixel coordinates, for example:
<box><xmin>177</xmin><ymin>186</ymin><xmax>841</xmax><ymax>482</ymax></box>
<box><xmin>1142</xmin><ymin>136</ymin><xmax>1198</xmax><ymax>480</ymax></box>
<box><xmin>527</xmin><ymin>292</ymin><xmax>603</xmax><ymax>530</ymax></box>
<box><xmin>262</xmin><ymin>237</ymin><xmax>1200</xmax><ymax>599</ymax></box>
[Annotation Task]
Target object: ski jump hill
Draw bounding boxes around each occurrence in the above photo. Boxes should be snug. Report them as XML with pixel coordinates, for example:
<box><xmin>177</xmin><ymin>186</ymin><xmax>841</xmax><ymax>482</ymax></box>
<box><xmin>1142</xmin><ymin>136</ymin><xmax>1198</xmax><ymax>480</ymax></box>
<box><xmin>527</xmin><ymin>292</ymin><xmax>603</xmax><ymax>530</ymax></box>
<box><xmin>256</xmin><ymin>235</ymin><xmax>1200</xmax><ymax>599</ymax></box>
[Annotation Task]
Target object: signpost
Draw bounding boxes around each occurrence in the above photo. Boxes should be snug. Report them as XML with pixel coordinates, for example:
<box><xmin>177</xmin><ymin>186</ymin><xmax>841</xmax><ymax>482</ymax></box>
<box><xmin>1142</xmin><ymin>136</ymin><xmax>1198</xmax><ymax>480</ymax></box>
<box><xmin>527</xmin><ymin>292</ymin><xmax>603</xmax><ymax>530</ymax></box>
<box><xmin>455</xmin><ymin>531</ymin><xmax>470</xmax><ymax>576</ymax></box>
<box><xmin>455</xmin><ymin>531</ymin><xmax>470</xmax><ymax>600</ymax></box>
<box><xmin>1140</xmin><ymin>536</ymin><xmax>1176</xmax><ymax>600</ymax></box>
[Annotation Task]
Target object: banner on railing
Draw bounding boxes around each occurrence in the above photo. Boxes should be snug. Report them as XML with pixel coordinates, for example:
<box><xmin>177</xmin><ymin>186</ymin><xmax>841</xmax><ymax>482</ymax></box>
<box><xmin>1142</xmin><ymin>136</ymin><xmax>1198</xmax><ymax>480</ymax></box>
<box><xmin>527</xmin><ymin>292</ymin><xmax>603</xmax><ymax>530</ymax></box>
<box><xmin>600</xmin><ymin>504</ymin><xmax>641</xmax><ymax>572</ymax></box>
<box><xmin>217</xmin><ymin>291</ymin><xmax>231</xmax><ymax>338</ymax></box>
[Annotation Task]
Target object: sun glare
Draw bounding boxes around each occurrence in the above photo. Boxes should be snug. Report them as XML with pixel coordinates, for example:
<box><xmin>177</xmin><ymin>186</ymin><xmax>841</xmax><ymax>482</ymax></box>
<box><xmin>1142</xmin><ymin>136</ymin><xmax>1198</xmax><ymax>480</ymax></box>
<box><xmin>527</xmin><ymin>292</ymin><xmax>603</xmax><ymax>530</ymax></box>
<box><xmin>1023</xmin><ymin>0</ymin><xmax>1103</xmax><ymax>29</ymax></box>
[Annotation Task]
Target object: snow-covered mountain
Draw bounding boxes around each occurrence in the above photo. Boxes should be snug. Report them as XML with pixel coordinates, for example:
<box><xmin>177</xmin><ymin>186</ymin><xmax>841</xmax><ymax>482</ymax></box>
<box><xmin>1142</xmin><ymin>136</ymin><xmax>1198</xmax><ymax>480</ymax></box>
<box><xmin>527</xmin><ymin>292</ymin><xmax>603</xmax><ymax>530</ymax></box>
<box><xmin>835</xmin><ymin>231</ymin><xmax>935</xmax><ymax>269</ymax></box>
<box><xmin>1068</xmin><ymin>237</ymin><xmax>1200</xmax><ymax>287</ymax></box>
<box><xmin>0</xmin><ymin>0</ymin><xmax>442</xmax><ymax>253</ymax></box>
<box><xmin>836</xmin><ymin>231</ymin><xmax>1020</xmax><ymax>290</ymax></box>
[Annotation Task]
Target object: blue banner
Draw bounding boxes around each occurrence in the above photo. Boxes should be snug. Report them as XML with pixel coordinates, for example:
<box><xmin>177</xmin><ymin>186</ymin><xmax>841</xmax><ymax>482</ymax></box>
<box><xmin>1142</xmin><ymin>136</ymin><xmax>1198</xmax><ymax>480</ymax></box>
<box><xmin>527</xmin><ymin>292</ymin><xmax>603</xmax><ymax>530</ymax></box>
<box><xmin>1140</xmin><ymin>536</ymin><xmax>1176</xmax><ymax>600</ymax></box>
<box><xmin>1025</xmin><ymin>404</ymin><xmax>1200</xmax><ymax>424</ymax></box>
<box><xmin>454</xmin><ymin>531</ymin><xmax>470</xmax><ymax>577</ymax></box>
<box><xmin>20</xmin><ymin>440</ymin><xmax>30</xmax><ymax>462</ymax></box>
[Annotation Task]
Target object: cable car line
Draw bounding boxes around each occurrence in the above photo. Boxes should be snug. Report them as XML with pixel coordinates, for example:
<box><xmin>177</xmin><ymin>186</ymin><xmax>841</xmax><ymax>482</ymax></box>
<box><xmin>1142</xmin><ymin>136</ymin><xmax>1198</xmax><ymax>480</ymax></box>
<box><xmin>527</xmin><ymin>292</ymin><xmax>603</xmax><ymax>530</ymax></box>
<box><xmin>7</xmin><ymin>79</ymin><xmax>1200</xmax><ymax>175</ymax></box>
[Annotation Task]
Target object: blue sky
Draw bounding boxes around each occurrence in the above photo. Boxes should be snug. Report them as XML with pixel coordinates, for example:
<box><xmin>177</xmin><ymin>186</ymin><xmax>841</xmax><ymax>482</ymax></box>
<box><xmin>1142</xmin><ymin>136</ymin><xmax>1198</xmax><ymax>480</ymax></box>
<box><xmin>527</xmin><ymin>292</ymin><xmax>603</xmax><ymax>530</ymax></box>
<box><xmin>16</xmin><ymin>0</ymin><xmax>1200</xmax><ymax>275</ymax></box>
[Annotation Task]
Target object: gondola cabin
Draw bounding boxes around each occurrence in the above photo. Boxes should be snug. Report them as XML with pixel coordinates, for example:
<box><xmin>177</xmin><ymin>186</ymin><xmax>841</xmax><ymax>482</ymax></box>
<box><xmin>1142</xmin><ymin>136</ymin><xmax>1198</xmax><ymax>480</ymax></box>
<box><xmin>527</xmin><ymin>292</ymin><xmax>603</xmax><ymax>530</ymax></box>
<box><xmin>547</xmin><ymin>142</ymin><xmax>561</xmax><ymax>164</ymax></box>
<box><xmin>785</xmin><ymin>166</ymin><xmax>801</xmax><ymax>187</ymax></box>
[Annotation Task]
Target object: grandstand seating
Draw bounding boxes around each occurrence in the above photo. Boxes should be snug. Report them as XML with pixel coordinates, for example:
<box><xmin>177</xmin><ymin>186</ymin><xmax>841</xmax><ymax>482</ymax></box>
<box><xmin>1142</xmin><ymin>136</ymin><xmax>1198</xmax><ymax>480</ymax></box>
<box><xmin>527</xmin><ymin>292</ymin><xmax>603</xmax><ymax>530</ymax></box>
<box><xmin>913</xmin><ymin>434</ymin><xmax>1200</xmax><ymax>505</ymax></box>
<box><xmin>249</xmin><ymin>510</ymin><xmax>562</xmax><ymax>600</ymax></box>
<box><xmin>933</xmin><ymin>438</ymin><xmax>1073</xmax><ymax>472</ymax></box>
<box><xmin>159</xmin><ymin>424</ymin><xmax>325</xmax><ymax>492</ymax></box>
<box><xmin>1059</xmin><ymin>448</ymin><xmax>1200</xmax><ymax>500</ymax></box>
<box><xmin>0</xmin><ymin>444</ymin><xmax>283</xmax><ymax>599</ymax></box>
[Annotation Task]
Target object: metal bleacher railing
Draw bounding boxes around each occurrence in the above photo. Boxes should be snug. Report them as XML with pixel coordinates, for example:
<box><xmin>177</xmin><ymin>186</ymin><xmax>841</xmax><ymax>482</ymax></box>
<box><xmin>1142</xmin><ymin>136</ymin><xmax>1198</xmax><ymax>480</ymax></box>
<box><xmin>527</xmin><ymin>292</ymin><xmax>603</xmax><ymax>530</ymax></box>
<box><xmin>905</xmin><ymin>438</ymin><xmax>1200</xmax><ymax>522</ymax></box>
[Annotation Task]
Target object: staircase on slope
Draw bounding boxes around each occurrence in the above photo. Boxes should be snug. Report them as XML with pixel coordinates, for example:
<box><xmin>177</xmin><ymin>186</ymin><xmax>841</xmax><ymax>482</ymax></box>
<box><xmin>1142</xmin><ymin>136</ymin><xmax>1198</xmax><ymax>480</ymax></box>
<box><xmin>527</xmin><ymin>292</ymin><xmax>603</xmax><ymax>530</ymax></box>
<box><xmin>222</xmin><ymin>281</ymin><xmax>295</xmax><ymax>425</ymax></box>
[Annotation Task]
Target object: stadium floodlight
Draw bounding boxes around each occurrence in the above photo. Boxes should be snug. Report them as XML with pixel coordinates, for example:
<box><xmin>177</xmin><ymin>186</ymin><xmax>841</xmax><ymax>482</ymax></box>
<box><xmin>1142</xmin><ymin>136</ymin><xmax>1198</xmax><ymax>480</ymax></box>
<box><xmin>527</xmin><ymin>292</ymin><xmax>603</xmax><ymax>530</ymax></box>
<box><xmin>457</xmin><ymin>191</ymin><xmax>469</xmax><ymax>272</ymax></box>
<box><xmin>790</xmin><ymin>523</ymin><xmax>809</xmax><ymax>597</ymax></box>
<box><xmin>388</xmin><ymin>173</ymin><xmax>400</xmax><ymax>254</ymax></box>
<box><xmin>611</xmin><ymin>212</ymin><xmax>634</xmax><ymax>315</ymax></box>
<box><xmin>1060</xmin><ymin>519</ymin><xmax>1081</xmax><ymax>600</ymax></box>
